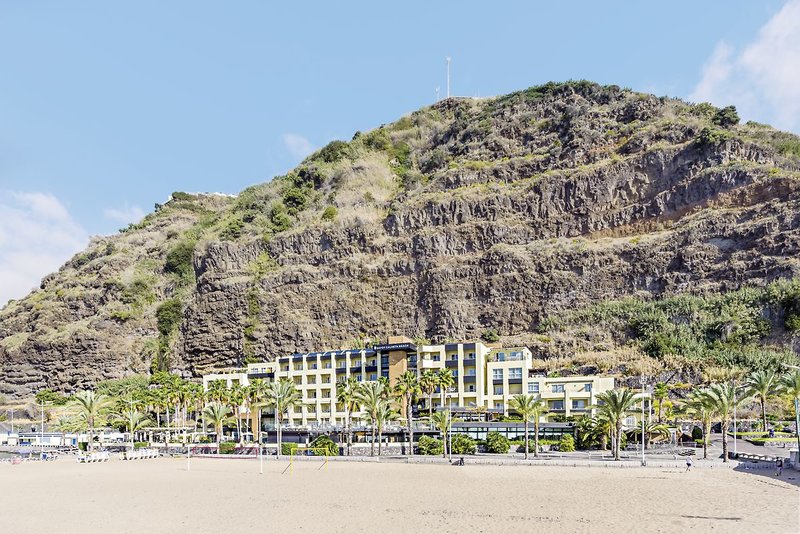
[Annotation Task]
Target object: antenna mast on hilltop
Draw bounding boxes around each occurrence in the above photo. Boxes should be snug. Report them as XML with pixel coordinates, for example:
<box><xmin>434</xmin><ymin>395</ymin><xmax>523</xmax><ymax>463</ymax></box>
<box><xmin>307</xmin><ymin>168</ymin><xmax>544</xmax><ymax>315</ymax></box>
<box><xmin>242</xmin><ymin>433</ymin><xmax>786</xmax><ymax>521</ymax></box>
<box><xmin>435</xmin><ymin>86</ymin><xmax>440</xmax><ymax>101</ymax></box>
<box><xmin>446</xmin><ymin>57</ymin><xmax>451</xmax><ymax>98</ymax></box>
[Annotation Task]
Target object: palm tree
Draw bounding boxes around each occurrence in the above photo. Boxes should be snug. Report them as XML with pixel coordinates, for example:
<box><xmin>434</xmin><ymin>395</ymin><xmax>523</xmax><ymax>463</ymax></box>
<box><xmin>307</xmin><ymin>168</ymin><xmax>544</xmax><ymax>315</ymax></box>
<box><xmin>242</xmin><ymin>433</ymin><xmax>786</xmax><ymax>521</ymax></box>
<box><xmin>336</xmin><ymin>376</ymin><xmax>360</xmax><ymax>456</ymax></box>
<box><xmin>355</xmin><ymin>381</ymin><xmax>386</xmax><ymax>457</ymax></box>
<box><xmin>67</xmin><ymin>391</ymin><xmax>113</xmax><ymax>452</ymax></box>
<box><xmin>653</xmin><ymin>382</ymin><xmax>669</xmax><ymax>423</ymax></box>
<box><xmin>595</xmin><ymin>388</ymin><xmax>638</xmax><ymax>460</ymax></box>
<box><xmin>640</xmin><ymin>421</ymin><xmax>671</xmax><ymax>449</ymax></box>
<box><xmin>746</xmin><ymin>370</ymin><xmax>778</xmax><ymax>432</ymax></box>
<box><xmin>419</xmin><ymin>370</ymin><xmax>438</xmax><ymax>418</ymax></box>
<box><xmin>429</xmin><ymin>410</ymin><xmax>458</xmax><ymax>458</ymax></box>
<box><xmin>703</xmin><ymin>383</ymin><xmax>747</xmax><ymax>463</ymax></box>
<box><xmin>683</xmin><ymin>390</ymin><xmax>714</xmax><ymax>459</ymax></box>
<box><xmin>508</xmin><ymin>394</ymin><xmax>548</xmax><ymax>459</ymax></box>
<box><xmin>436</xmin><ymin>368</ymin><xmax>455</xmax><ymax>413</ymax></box>
<box><xmin>203</xmin><ymin>402</ymin><xmax>232</xmax><ymax>445</ymax></box>
<box><xmin>394</xmin><ymin>371</ymin><xmax>421</xmax><ymax>456</ymax></box>
<box><xmin>112</xmin><ymin>408</ymin><xmax>153</xmax><ymax>449</ymax></box>
<box><xmin>375</xmin><ymin>400</ymin><xmax>399</xmax><ymax>456</ymax></box>
<box><xmin>779</xmin><ymin>370</ymin><xmax>800</xmax><ymax>454</ymax></box>
<box><xmin>263</xmin><ymin>379</ymin><xmax>302</xmax><ymax>458</ymax></box>
<box><xmin>228</xmin><ymin>383</ymin><xmax>245</xmax><ymax>443</ymax></box>
<box><xmin>246</xmin><ymin>379</ymin><xmax>268</xmax><ymax>444</ymax></box>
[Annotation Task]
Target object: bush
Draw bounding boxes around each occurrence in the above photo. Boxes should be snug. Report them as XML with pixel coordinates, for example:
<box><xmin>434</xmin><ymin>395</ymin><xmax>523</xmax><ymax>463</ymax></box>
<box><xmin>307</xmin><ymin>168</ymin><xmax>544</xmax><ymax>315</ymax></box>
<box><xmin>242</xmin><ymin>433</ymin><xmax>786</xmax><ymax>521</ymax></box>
<box><xmin>35</xmin><ymin>389</ymin><xmax>68</xmax><ymax>406</ymax></box>
<box><xmin>558</xmin><ymin>434</ymin><xmax>575</xmax><ymax>452</ymax></box>
<box><xmin>712</xmin><ymin>105</ymin><xmax>740</xmax><ymax>128</ymax></box>
<box><xmin>219</xmin><ymin>442</ymin><xmax>236</xmax><ymax>454</ymax></box>
<box><xmin>417</xmin><ymin>435</ymin><xmax>444</xmax><ymax>455</ymax></box>
<box><xmin>164</xmin><ymin>239</ymin><xmax>196</xmax><ymax>278</ymax></box>
<box><xmin>281</xmin><ymin>442</ymin><xmax>298</xmax><ymax>456</ymax></box>
<box><xmin>282</xmin><ymin>187</ymin><xmax>308</xmax><ymax>213</ymax></box>
<box><xmin>270</xmin><ymin>204</ymin><xmax>292</xmax><ymax>232</ymax></box>
<box><xmin>220</xmin><ymin>217</ymin><xmax>245</xmax><ymax>240</ymax></box>
<box><xmin>450</xmin><ymin>433</ymin><xmax>476</xmax><ymax>455</ymax></box>
<box><xmin>134</xmin><ymin>441</ymin><xmax>149</xmax><ymax>449</ymax></box>
<box><xmin>697</xmin><ymin>127</ymin><xmax>731</xmax><ymax>147</ymax></box>
<box><xmin>481</xmin><ymin>328</ymin><xmax>500</xmax><ymax>343</ymax></box>
<box><xmin>315</xmin><ymin>140</ymin><xmax>350</xmax><ymax>163</ymax></box>
<box><xmin>691</xmin><ymin>426</ymin><xmax>704</xmax><ymax>441</ymax></box>
<box><xmin>171</xmin><ymin>191</ymin><xmax>194</xmax><ymax>201</ymax></box>
<box><xmin>309</xmin><ymin>435</ymin><xmax>339</xmax><ymax>456</ymax></box>
<box><xmin>321</xmin><ymin>206</ymin><xmax>338</xmax><ymax>222</ymax></box>
<box><xmin>485</xmin><ymin>431</ymin><xmax>510</xmax><ymax>454</ymax></box>
<box><xmin>156</xmin><ymin>299</ymin><xmax>183</xmax><ymax>337</ymax></box>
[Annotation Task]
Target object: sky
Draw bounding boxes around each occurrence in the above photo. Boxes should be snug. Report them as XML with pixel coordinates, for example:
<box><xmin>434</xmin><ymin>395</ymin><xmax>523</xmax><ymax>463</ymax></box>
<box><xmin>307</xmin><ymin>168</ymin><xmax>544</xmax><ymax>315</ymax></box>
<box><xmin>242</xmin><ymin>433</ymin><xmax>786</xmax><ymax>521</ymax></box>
<box><xmin>1</xmin><ymin>0</ymin><xmax>799</xmax><ymax>306</ymax></box>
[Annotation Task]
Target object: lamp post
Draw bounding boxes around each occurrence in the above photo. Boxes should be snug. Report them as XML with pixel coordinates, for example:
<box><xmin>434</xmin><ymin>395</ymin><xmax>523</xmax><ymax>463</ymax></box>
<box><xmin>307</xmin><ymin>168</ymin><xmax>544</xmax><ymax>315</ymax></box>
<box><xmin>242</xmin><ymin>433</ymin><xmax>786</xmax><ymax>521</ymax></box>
<box><xmin>640</xmin><ymin>375</ymin><xmax>646</xmax><ymax>466</ymax></box>
<box><xmin>732</xmin><ymin>379</ymin><xmax>738</xmax><ymax>457</ymax></box>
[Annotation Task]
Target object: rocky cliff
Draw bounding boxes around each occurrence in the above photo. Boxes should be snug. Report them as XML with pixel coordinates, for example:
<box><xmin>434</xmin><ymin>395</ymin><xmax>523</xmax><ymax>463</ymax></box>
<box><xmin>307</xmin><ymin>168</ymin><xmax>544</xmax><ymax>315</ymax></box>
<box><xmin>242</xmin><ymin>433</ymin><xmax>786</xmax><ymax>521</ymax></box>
<box><xmin>2</xmin><ymin>81</ymin><xmax>800</xmax><ymax>397</ymax></box>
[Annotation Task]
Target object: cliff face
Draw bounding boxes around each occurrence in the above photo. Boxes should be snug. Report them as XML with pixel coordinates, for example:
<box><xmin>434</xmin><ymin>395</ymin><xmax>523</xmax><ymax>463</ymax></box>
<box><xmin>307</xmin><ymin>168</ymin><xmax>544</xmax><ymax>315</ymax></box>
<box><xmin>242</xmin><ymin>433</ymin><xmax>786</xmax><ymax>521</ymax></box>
<box><xmin>2</xmin><ymin>81</ymin><xmax>800</xmax><ymax>397</ymax></box>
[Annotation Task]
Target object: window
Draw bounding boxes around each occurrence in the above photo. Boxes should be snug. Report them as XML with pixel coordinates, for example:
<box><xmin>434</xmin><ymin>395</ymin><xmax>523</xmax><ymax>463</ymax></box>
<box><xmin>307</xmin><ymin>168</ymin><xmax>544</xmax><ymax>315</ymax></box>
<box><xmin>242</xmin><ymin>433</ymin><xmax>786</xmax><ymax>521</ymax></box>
<box><xmin>550</xmin><ymin>400</ymin><xmax>564</xmax><ymax>410</ymax></box>
<box><xmin>323</xmin><ymin>362</ymin><xmax>332</xmax><ymax>369</ymax></box>
<box><xmin>432</xmin><ymin>355</ymin><xmax>441</xmax><ymax>362</ymax></box>
<box><xmin>369</xmin><ymin>373</ymin><xmax>377</xmax><ymax>381</ymax></box>
<box><xmin>466</xmin><ymin>352</ymin><xmax>475</xmax><ymax>359</ymax></box>
<box><xmin>492</xmin><ymin>369</ymin><xmax>504</xmax><ymax>380</ymax></box>
<box><xmin>369</xmin><ymin>359</ymin><xmax>376</xmax><ymax>366</ymax></box>
<box><xmin>468</xmin><ymin>385</ymin><xmax>475</xmax><ymax>392</ymax></box>
<box><xmin>551</xmin><ymin>384</ymin><xmax>565</xmax><ymax>393</ymax></box>
<box><xmin>309</xmin><ymin>363</ymin><xmax>317</xmax><ymax>370</ymax></box>
<box><xmin>583</xmin><ymin>383</ymin><xmax>592</xmax><ymax>392</ymax></box>
<box><xmin>381</xmin><ymin>356</ymin><xmax>389</xmax><ymax>365</ymax></box>
<box><xmin>493</xmin><ymin>385</ymin><xmax>503</xmax><ymax>395</ymax></box>
<box><xmin>449</xmin><ymin>353</ymin><xmax>458</xmax><ymax>361</ymax></box>
<box><xmin>625</xmin><ymin>416</ymin><xmax>636</xmax><ymax>427</ymax></box>
<box><xmin>356</xmin><ymin>375</ymin><xmax>363</xmax><ymax>382</ymax></box>
<box><xmin>509</xmin><ymin>368</ymin><xmax>522</xmax><ymax>380</ymax></box>
<box><xmin>466</xmin><ymin>368</ymin><xmax>476</xmax><ymax>376</ymax></box>
<box><xmin>496</xmin><ymin>352</ymin><xmax>506</xmax><ymax>362</ymax></box>
<box><xmin>408</xmin><ymin>356</ymin><xmax>417</xmax><ymax>365</ymax></box>
<box><xmin>322</xmin><ymin>376</ymin><xmax>331</xmax><ymax>384</ymax></box>
<box><xmin>528</xmin><ymin>382</ymin><xmax>539</xmax><ymax>394</ymax></box>
<box><xmin>451</xmin><ymin>370</ymin><xmax>458</xmax><ymax>378</ymax></box>
<box><xmin>572</xmin><ymin>399</ymin><xmax>587</xmax><ymax>410</ymax></box>
<box><xmin>307</xmin><ymin>376</ymin><xmax>316</xmax><ymax>384</ymax></box>
<box><xmin>337</xmin><ymin>361</ymin><xmax>346</xmax><ymax>369</ymax></box>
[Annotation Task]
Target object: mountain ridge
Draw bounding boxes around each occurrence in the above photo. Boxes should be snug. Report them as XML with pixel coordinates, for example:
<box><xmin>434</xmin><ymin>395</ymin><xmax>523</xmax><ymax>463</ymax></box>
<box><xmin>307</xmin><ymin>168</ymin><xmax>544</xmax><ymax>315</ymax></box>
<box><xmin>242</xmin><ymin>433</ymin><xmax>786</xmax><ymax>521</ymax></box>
<box><xmin>2</xmin><ymin>80</ymin><xmax>800</xmax><ymax>398</ymax></box>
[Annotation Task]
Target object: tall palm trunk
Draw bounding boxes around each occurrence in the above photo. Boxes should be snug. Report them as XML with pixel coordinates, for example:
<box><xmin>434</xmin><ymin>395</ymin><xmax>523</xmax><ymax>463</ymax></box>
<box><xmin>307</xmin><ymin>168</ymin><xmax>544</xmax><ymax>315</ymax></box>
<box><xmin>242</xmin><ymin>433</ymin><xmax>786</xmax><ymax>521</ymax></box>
<box><xmin>702</xmin><ymin>420</ymin><xmax>710</xmax><ymax>460</ymax></box>
<box><xmin>345</xmin><ymin>408</ymin><xmax>352</xmax><ymax>456</ymax></box>
<box><xmin>523</xmin><ymin>420</ymin><xmax>529</xmax><ymax>460</ymax></box>
<box><xmin>428</xmin><ymin>391</ymin><xmax>433</xmax><ymax>418</ymax></box>
<box><xmin>378</xmin><ymin>427</ymin><xmax>382</xmax><ymax>456</ymax></box>
<box><xmin>614</xmin><ymin>421</ymin><xmax>622</xmax><ymax>460</ymax></box>
<box><xmin>406</xmin><ymin>392</ymin><xmax>414</xmax><ymax>456</ymax></box>
<box><xmin>721</xmin><ymin>417</ymin><xmax>729</xmax><ymax>462</ymax></box>
<box><xmin>533</xmin><ymin>419</ymin><xmax>540</xmax><ymax>458</ymax></box>
<box><xmin>760</xmin><ymin>396</ymin><xmax>768</xmax><ymax>432</ymax></box>
<box><xmin>370</xmin><ymin>424</ymin><xmax>376</xmax><ymax>457</ymax></box>
<box><xmin>276</xmin><ymin>414</ymin><xmax>283</xmax><ymax>459</ymax></box>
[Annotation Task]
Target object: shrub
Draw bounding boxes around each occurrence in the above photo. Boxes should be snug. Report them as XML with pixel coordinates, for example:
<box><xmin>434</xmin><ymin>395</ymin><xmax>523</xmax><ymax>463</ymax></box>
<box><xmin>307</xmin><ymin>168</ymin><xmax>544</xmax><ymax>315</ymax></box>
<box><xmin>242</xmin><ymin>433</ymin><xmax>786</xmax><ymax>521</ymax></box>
<box><xmin>282</xmin><ymin>187</ymin><xmax>308</xmax><ymax>213</ymax></box>
<box><xmin>220</xmin><ymin>218</ymin><xmax>245</xmax><ymax>241</ymax></box>
<box><xmin>281</xmin><ymin>442</ymin><xmax>298</xmax><ymax>456</ymax></box>
<box><xmin>164</xmin><ymin>240</ymin><xmax>196</xmax><ymax>278</ymax></box>
<box><xmin>309</xmin><ymin>435</ymin><xmax>339</xmax><ymax>456</ymax></box>
<box><xmin>450</xmin><ymin>433</ymin><xmax>476</xmax><ymax>455</ymax></box>
<box><xmin>34</xmin><ymin>389</ymin><xmax>68</xmax><ymax>406</ymax></box>
<box><xmin>270</xmin><ymin>204</ymin><xmax>292</xmax><ymax>232</ymax></box>
<box><xmin>219</xmin><ymin>442</ymin><xmax>236</xmax><ymax>454</ymax></box>
<box><xmin>697</xmin><ymin>127</ymin><xmax>731</xmax><ymax>147</ymax></box>
<box><xmin>417</xmin><ymin>435</ymin><xmax>444</xmax><ymax>455</ymax></box>
<box><xmin>481</xmin><ymin>328</ymin><xmax>500</xmax><ymax>343</ymax></box>
<box><xmin>712</xmin><ymin>105</ymin><xmax>740</xmax><ymax>128</ymax></box>
<box><xmin>133</xmin><ymin>442</ymin><xmax>149</xmax><ymax>449</ymax></box>
<box><xmin>156</xmin><ymin>299</ymin><xmax>183</xmax><ymax>336</ymax></box>
<box><xmin>558</xmin><ymin>434</ymin><xmax>575</xmax><ymax>452</ymax></box>
<box><xmin>321</xmin><ymin>206</ymin><xmax>338</xmax><ymax>222</ymax></box>
<box><xmin>315</xmin><ymin>140</ymin><xmax>350</xmax><ymax>163</ymax></box>
<box><xmin>485</xmin><ymin>431</ymin><xmax>510</xmax><ymax>454</ymax></box>
<box><xmin>777</xmin><ymin>139</ymin><xmax>800</xmax><ymax>158</ymax></box>
<box><xmin>171</xmin><ymin>191</ymin><xmax>194</xmax><ymax>201</ymax></box>
<box><xmin>691</xmin><ymin>426</ymin><xmax>703</xmax><ymax>441</ymax></box>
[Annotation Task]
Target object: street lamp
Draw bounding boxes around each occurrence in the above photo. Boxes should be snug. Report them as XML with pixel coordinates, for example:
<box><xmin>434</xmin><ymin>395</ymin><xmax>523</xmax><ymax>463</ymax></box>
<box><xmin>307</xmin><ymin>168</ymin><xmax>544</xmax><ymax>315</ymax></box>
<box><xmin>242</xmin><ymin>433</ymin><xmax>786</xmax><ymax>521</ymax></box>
<box><xmin>640</xmin><ymin>376</ymin><xmax>647</xmax><ymax>466</ymax></box>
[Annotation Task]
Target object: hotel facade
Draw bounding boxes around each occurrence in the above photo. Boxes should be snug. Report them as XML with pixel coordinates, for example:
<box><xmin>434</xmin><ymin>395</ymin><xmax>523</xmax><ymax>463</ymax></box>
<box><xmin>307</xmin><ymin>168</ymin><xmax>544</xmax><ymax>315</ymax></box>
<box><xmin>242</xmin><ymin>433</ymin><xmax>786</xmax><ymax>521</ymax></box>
<box><xmin>203</xmin><ymin>336</ymin><xmax>644</xmax><ymax>429</ymax></box>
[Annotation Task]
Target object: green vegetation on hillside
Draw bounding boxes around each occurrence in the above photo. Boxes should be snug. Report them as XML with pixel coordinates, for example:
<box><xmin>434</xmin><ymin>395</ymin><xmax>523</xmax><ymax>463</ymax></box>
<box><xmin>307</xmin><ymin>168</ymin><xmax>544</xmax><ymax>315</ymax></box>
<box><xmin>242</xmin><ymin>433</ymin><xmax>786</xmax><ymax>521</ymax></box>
<box><xmin>541</xmin><ymin>279</ymin><xmax>800</xmax><ymax>373</ymax></box>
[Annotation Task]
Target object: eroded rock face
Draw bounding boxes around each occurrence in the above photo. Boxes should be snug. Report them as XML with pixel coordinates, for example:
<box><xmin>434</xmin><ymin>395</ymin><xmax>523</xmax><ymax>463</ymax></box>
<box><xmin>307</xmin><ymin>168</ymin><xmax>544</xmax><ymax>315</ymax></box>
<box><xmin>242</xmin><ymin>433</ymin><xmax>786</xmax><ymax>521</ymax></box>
<box><xmin>2</xmin><ymin>82</ymin><xmax>800</xmax><ymax>397</ymax></box>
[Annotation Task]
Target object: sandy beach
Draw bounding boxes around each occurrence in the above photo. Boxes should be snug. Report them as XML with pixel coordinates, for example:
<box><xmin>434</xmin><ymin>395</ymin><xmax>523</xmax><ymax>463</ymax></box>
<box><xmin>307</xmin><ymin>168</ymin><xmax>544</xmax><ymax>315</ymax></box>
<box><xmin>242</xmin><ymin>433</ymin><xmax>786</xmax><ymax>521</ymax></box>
<box><xmin>1</xmin><ymin>457</ymin><xmax>797</xmax><ymax>533</ymax></box>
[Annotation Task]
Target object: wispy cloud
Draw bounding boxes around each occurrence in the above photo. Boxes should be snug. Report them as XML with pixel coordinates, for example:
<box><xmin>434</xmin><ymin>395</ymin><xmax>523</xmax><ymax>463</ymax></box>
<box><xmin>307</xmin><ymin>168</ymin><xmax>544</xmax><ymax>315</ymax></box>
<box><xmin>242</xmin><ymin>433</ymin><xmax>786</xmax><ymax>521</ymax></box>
<box><xmin>282</xmin><ymin>133</ymin><xmax>315</xmax><ymax>160</ymax></box>
<box><xmin>0</xmin><ymin>191</ymin><xmax>88</xmax><ymax>306</ymax></box>
<box><xmin>104</xmin><ymin>203</ymin><xmax>145</xmax><ymax>225</ymax></box>
<box><xmin>690</xmin><ymin>0</ymin><xmax>800</xmax><ymax>132</ymax></box>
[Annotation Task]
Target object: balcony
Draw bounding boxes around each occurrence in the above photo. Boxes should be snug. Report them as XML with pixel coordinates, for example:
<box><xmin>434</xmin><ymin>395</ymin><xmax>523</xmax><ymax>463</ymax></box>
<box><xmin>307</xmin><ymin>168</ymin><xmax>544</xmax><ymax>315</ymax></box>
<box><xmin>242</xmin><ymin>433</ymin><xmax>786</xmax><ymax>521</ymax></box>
<box><xmin>350</xmin><ymin>366</ymin><xmax>363</xmax><ymax>373</ymax></box>
<box><xmin>335</xmin><ymin>368</ymin><xmax>347</xmax><ymax>374</ymax></box>
<box><xmin>492</xmin><ymin>378</ymin><xmax>504</xmax><ymax>385</ymax></box>
<box><xmin>508</xmin><ymin>378</ymin><xmax>522</xmax><ymax>384</ymax></box>
<box><xmin>463</xmin><ymin>375</ymin><xmax>476</xmax><ymax>384</ymax></box>
<box><xmin>365</xmin><ymin>365</ymin><xmax>378</xmax><ymax>372</ymax></box>
<box><xmin>445</xmin><ymin>360</ymin><xmax>459</xmax><ymax>368</ymax></box>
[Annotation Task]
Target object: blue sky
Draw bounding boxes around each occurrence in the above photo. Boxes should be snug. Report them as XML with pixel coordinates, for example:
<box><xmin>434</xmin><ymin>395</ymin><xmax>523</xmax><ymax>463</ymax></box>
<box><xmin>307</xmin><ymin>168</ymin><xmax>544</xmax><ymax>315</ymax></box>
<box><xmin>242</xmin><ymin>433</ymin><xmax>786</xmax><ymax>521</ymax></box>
<box><xmin>1</xmin><ymin>0</ymin><xmax>799</xmax><ymax>304</ymax></box>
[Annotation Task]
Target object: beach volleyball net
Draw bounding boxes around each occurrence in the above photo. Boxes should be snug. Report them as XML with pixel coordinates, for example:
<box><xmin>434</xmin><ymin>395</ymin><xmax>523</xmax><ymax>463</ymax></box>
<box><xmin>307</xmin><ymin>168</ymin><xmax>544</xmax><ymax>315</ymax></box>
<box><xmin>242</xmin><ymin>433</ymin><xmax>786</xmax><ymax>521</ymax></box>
<box><xmin>283</xmin><ymin>446</ymin><xmax>333</xmax><ymax>474</ymax></box>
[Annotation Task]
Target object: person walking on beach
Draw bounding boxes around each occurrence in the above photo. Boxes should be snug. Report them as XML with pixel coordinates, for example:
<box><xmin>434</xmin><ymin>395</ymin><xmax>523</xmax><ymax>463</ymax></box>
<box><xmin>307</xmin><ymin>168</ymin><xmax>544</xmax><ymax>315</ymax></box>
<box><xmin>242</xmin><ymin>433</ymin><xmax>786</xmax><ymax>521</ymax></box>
<box><xmin>775</xmin><ymin>457</ymin><xmax>783</xmax><ymax>477</ymax></box>
<box><xmin>685</xmin><ymin>457</ymin><xmax>693</xmax><ymax>472</ymax></box>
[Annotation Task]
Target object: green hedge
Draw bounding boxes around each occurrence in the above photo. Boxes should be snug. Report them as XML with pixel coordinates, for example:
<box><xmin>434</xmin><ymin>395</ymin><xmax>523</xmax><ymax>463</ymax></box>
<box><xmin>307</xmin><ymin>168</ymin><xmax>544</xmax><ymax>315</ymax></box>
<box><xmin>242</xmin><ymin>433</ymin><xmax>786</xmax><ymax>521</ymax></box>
<box><xmin>281</xmin><ymin>442</ymin><xmax>298</xmax><ymax>456</ymax></box>
<box><xmin>219</xmin><ymin>442</ymin><xmax>236</xmax><ymax>454</ymax></box>
<box><xmin>418</xmin><ymin>435</ymin><xmax>444</xmax><ymax>455</ymax></box>
<box><xmin>309</xmin><ymin>435</ymin><xmax>339</xmax><ymax>456</ymax></box>
<box><xmin>450</xmin><ymin>434</ymin><xmax>476</xmax><ymax>455</ymax></box>
<box><xmin>485</xmin><ymin>431</ymin><xmax>510</xmax><ymax>454</ymax></box>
